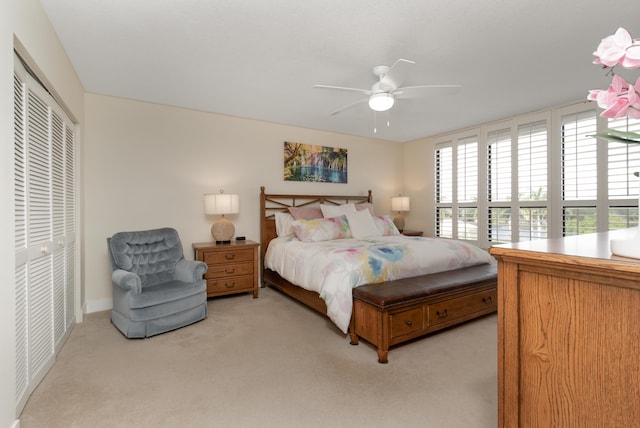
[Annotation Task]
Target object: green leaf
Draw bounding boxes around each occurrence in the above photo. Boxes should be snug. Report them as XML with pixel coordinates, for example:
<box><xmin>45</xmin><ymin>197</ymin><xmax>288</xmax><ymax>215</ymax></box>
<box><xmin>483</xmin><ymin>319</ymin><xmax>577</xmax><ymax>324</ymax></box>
<box><xmin>589</xmin><ymin>129</ymin><xmax>640</xmax><ymax>144</ymax></box>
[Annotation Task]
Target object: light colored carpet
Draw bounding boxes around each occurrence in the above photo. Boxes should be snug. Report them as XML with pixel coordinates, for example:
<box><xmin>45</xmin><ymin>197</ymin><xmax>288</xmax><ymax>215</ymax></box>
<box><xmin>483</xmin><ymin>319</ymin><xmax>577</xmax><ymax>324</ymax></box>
<box><xmin>19</xmin><ymin>287</ymin><xmax>497</xmax><ymax>428</ymax></box>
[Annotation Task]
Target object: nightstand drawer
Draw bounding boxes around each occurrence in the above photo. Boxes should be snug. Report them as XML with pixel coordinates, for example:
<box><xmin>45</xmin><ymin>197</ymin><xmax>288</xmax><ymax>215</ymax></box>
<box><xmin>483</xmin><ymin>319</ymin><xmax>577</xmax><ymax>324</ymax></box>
<box><xmin>206</xmin><ymin>275</ymin><xmax>254</xmax><ymax>294</ymax></box>
<box><xmin>205</xmin><ymin>261</ymin><xmax>253</xmax><ymax>279</ymax></box>
<box><xmin>204</xmin><ymin>248</ymin><xmax>254</xmax><ymax>265</ymax></box>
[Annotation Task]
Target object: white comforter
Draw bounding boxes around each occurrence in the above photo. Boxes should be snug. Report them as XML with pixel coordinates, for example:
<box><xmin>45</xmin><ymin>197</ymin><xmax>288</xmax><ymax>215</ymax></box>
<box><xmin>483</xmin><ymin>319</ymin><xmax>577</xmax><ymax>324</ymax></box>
<box><xmin>265</xmin><ymin>235</ymin><xmax>494</xmax><ymax>333</ymax></box>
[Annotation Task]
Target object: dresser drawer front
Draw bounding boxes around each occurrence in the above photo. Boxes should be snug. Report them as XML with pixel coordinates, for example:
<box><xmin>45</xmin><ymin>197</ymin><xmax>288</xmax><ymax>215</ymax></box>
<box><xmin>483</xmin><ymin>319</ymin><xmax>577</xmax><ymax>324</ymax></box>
<box><xmin>207</xmin><ymin>275</ymin><xmax>254</xmax><ymax>295</ymax></box>
<box><xmin>427</xmin><ymin>289</ymin><xmax>497</xmax><ymax>326</ymax></box>
<box><xmin>390</xmin><ymin>307</ymin><xmax>423</xmax><ymax>339</ymax></box>
<box><xmin>205</xmin><ymin>261</ymin><xmax>253</xmax><ymax>279</ymax></box>
<box><xmin>204</xmin><ymin>248</ymin><xmax>254</xmax><ymax>265</ymax></box>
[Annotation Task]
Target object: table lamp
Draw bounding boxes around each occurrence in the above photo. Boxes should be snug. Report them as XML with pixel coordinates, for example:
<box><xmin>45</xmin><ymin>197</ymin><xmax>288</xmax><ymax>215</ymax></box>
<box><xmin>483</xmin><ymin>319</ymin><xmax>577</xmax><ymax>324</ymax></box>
<box><xmin>204</xmin><ymin>191</ymin><xmax>239</xmax><ymax>244</ymax></box>
<box><xmin>391</xmin><ymin>196</ymin><xmax>410</xmax><ymax>232</ymax></box>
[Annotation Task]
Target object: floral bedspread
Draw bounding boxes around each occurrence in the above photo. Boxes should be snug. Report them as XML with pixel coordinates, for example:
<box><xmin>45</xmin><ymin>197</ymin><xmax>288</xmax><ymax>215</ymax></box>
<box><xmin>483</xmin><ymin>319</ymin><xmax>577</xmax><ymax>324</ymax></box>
<box><xmin>264</xmin><ymin>235</ymin><xmax>495</xmax><ymax>333</ymax></box>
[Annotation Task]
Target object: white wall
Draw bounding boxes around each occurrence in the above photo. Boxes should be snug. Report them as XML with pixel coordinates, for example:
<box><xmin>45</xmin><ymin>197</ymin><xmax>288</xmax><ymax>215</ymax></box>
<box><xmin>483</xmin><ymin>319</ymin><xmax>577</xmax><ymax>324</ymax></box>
<box><xmin>84</xmin><ymin>93</ymin><xmax>403</xmax><ymax>311</ymax></box>
<box><xmin>0</xmin><ymin>2</ymin><xmax>15</xmax><ymax>426</ymax></box>
<box><xmin>2</xmin><ymin>0</ymin><xmax>85</xmax><ymax>425</ymax></box>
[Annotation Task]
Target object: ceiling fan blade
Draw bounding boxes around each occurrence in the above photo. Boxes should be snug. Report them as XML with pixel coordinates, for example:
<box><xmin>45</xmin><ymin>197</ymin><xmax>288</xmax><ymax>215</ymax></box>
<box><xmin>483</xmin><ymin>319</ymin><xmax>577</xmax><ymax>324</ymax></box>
<box><xmin>329</xmin><ymin>98</ymin><xmax>368</xmax><ymax>116</ymax></box>
<box><xmin>313</xmin><ymin>84</ymin><xmax>372</xmax><ymax>95</ymax></box>
<box><xmin>379</xmin><ymin>58</ymin><xmax>415</xmax><ymax>90</ymax></box>
<box><xmin>393</xmin><ymin>85</ymin><xmax>462</xmax><ymax>98</ymax></box>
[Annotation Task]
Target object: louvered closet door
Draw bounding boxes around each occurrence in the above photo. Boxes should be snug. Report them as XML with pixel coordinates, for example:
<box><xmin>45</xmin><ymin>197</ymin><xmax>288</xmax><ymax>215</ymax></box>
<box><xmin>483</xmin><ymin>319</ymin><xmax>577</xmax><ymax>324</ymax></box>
<box><xmin>14</xmin><ymin>54</ymin><xmax>77</xmax><ymax>414</ymax></box>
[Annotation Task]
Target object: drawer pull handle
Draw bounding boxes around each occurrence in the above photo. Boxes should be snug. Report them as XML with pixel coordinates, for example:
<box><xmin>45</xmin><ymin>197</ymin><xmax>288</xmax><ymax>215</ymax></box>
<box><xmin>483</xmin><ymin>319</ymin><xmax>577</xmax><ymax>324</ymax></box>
<box><xmin>225</xmin><ymin>268</ymin><xmax>236</xmax><ymax>274</ymax></box>
<box><xmin>405</xmin><ymin>320</ymin><xmax>413</xmax><ymax>326</ymax></box>
<box><xmin>225</xmin><ymin>254</ymin><xmax>235</xmax><ymax>260</ymax></box>
<box><xmin>482</xmin><ymin>296</ymin><xmax>493</xmax><ymax>305</ymax></box>
<box><xmin>436</xmin><ymin>309</ymin><xmax>448</xmax><ymax>319</ymax></box>
<box><xmin>225</xmin><ymin>282</ymin><xmax>235</xmax><ymax>289</ymax></box>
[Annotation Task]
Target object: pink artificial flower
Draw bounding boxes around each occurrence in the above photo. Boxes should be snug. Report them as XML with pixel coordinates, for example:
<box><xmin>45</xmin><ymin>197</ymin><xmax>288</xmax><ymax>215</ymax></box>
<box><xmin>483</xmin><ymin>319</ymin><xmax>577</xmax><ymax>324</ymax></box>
<box><xmin>624</xmin><ymin>44</ymin><xmax>640</xmax><ymax>69</ymax></box>
<box><xmin>593</xmin><ymin>27</ymin><xmax>634</xmax><ymax>68</ymax></box>
<box><xmin>628</xmin><ymin>76</ymin><xmax>640</xmax><ymax>119</ymax></box>
<box><xmin>590</xmin><ymin>75</ymin><xmax>633</xmax><ymax>119</ymax></box>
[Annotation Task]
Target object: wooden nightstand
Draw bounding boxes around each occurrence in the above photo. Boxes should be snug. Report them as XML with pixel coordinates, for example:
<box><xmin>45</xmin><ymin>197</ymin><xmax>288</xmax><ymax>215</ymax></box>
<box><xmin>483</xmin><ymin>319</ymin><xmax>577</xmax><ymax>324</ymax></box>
<box><xmin>193</xmin><ymin>240</ymin><xmax>260</xmax><ymax>298</ymax></box>
<box><xmin>401</xmin><ymin>230</ymin><xmax>423</xmax><ymax>236</ymax></box>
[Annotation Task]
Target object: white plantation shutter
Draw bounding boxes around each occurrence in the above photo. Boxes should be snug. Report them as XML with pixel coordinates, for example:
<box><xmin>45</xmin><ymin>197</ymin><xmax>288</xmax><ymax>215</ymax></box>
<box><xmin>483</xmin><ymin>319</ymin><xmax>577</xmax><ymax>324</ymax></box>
<box><xmin>561</xmin><ymin>110</ymin><xmax>598</xmax><ymax>235</ymax></box>
<box><xmin>435</xmin><ymin>143</ymin><xmax>453</xmax><ymax>237</ymax></box>
<box><xmin>487</xmin><ymin>128</ymin><xmax>512</xmax><ymax>243</ymax></box>
<box><xmin>608</xmin><ymin>117</ymin><xmax>640</xmax><ymax>230</ymax></box>
<box><xmin>456</xmin><ymin>137</ymin><xmax>478</xmax><ymax>240</ymax></box>
<box><xmin>517</xmin><ymin>121</ymin><xmax>548</xmax><ymax>240</ymax></box>
<box><xmin>14</xmin><ymin>54</ymin><xmax>77</xmax><ymax>414</ymax></box>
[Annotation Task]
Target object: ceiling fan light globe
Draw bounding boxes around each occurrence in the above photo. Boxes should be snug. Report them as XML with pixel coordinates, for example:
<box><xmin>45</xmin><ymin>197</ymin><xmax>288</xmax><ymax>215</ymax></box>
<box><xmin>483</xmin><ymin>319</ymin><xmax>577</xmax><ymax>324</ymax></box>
<box><xmin>369</xmin><ymin>93</ymin><xmax>395</xmax><ymax>112</ymax></box>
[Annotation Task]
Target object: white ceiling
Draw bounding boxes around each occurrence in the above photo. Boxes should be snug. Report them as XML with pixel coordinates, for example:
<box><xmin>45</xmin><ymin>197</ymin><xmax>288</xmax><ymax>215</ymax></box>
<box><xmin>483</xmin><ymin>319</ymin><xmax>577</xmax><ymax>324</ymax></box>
<box><xmin>40</xmin><ymin>0</ymin><xmax>640</xmax><ymax>142</ymax></box>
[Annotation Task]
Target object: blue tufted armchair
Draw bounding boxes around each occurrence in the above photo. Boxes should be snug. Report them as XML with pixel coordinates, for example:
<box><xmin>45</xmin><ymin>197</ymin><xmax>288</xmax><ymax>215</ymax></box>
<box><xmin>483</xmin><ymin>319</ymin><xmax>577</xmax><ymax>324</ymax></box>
<box><xmin>107</xmin><ymin>227</ymin><xmax>208</xmax><ymax>338</ymax></box>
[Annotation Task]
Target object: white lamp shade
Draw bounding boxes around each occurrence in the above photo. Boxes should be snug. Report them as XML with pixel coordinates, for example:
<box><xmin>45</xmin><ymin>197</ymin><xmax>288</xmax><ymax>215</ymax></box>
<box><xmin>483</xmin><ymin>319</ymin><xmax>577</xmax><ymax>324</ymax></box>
<box><xmin>391</xmin><ymin>196</ymin><xmax>410</xmax><ymax>212</ymax></box>
<box><xmin>204</xmin><ymin>193</ymin><xmax>239</xmax><ymax>215</ymax></box>
<box><xmin>369</xmin><ymin>93</ymin><xmax>395</xmax><ymax>112</ymax></box>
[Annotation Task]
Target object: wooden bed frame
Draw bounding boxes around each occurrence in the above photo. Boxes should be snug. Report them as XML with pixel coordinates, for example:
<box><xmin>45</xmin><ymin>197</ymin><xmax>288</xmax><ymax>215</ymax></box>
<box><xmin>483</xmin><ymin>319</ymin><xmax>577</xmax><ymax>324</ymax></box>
<box><xmin>259</xmin><ymin>186</ymin><xmax>372</xmax><ymax>312</ymax></box>
<box><xmin>259</xmin><ymin>186</ymin><xmax>497</xmax><ymax>363</ymax></box>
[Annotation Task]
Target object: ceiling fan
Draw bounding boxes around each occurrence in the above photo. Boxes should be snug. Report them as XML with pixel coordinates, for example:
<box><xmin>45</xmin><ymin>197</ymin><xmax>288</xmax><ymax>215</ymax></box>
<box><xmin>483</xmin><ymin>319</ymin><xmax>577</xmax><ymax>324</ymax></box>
<box><xmin>313</xmin><ymin>59</ymin><xmax>461</xmax><ymax>116</ymax></box>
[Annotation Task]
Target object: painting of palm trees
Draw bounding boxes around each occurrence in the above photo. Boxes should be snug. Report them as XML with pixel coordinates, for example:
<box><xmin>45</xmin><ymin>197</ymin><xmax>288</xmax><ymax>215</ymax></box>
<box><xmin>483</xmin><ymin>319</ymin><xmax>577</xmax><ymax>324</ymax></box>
<box><xmin>283</xmin><ymin>142</ymin><xmax>348</xmax><ymax>183</ymax></box>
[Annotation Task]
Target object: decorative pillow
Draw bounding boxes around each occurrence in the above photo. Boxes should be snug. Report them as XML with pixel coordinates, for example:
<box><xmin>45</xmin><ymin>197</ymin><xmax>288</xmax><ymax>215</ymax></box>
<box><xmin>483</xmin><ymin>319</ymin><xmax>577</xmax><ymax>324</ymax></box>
<box><xmin>275</xmin><ymin>212</ymin><xmax>295</xmax><ymax>237</ymax></box>
<box><xmin>374</xmin><ymin>215</ymin><xmax>401</xmax><ymax>236</ymax></box>
<box><xmin>320</xmin><ymin>203</ymin><xmax>356</xmax><ymax>218</ymax></box>
<box><xmin>292</xmin><ymin>215</ymin><xmax>352</xmax><ymax>242</ymax></box>
<box><xmin>355</xmin><ymin>202</ymin><xmax>375</xmax><ymax>216</ymax></box>
<box><xmin>288</xmin><ymin>206</ymin><xmax>323</xmax><ymax>220</ymax></box>
<box><xmin>346</xmin><ymin>209</ymin><xmax>381</xmax><ymax>239</ymax></box>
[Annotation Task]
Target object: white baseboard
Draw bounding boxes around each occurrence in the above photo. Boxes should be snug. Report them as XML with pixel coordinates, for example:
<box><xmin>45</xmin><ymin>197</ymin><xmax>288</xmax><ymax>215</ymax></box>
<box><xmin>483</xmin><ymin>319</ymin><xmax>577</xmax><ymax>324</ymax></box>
<box><xmin>85</xmin><ymin>297</ymin><xmax>112</xmax><ymax>314</ymax></box>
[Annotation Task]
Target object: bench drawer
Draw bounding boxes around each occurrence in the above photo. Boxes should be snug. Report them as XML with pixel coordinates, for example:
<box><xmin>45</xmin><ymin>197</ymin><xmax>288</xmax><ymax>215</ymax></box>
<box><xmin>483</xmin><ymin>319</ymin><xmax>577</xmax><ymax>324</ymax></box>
<box><xmin>427</xmin><ymin>288</ymin><xmax>497</xmax><ymax>326</ymax></box>
<box><xmin>390</xmin><ymin>307</ymin><xmax>423</xmax><ymax>339</ymax></box>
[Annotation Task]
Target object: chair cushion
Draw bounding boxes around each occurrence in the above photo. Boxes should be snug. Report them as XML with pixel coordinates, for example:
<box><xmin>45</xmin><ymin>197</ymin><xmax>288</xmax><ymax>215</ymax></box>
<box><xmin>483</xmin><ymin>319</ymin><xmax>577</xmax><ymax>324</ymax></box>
<box><xmin>128</xmin><ymin>279</ymin><xmax>206</xmax><ymax>309</ymax></box>
<box><xmin>110</xmin><ymin>228</ymin><xmax>184</xmax><ymax>287</ymax></box>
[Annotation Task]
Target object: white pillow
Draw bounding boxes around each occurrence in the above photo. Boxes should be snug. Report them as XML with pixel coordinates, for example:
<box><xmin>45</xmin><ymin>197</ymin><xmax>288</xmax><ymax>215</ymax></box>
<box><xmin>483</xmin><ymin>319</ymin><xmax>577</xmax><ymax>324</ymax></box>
<box><xmin>346</xmin><ymin>209</ymin><xmax>381</xmax><ymax>239</ymax></box>
<box><xmin>275</xmin><ymin>212</ymin><xmax>295</xmax><ymax>237</ymax></box>
<box><xmin>320</xmin><ymin>203</ymin><xmax>356</xmax><ymax>218</ymax></box>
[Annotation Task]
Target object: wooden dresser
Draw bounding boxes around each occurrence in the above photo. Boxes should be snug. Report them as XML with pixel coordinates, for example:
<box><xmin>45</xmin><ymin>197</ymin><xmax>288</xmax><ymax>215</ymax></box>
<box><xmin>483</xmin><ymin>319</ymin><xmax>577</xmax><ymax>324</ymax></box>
<box><xmin>193</xmin><ymin>240</ymin><xmax>259</xmax><ymax>298</ymax></box>
<box><xmin>489</xmin><ymin>230</ymin><xmax>640</xmax><ymax>427</ymax></box>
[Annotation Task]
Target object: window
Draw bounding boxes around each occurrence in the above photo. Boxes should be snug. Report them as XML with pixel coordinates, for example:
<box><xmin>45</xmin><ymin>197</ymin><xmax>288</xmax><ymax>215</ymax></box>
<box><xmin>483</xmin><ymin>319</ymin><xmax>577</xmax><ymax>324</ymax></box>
<box><xmin>435</xmin><ymin>144</ymin><xmax>452</xmax><ymax>238</ymax></box>
<box><xmin>434</xmin><ymin>136</ymin><xmax>479</xmax><ymax>242</ymax></box>
<box><xmin>608</xmin><ymin>116</ymin><xmax>640</xmax><ymax>230</ymax></box>
<box><xmin>561</xmin><ymin>110</ymin><xmax>597</xmax><ymax>236</ymax></box>
<box><xmin>487</xmin><ymin>128</ymin><xmax>512</xmax><ymax>243</ymax></box>
<box><xmin>432</xmin><ymin>102</ymin><xmax>640</xmax><ymax>247</ymax></box>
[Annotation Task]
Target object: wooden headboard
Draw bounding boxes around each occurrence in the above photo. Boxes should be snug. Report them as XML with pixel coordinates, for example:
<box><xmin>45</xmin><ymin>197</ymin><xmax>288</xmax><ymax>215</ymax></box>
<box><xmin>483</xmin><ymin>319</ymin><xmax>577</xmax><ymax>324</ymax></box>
<box><xmin>259</xmin><ymin>186</ymin><xmax>372</xmax><ymax>280</ymax></box>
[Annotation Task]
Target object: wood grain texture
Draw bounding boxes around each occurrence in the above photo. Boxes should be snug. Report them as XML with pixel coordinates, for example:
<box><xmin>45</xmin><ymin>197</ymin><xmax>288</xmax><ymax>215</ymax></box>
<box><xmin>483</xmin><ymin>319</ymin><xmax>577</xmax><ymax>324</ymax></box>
<box><xmin>491</xmin><ymin>229</ymin><xmax>640</xmax><ymax>427</ymax></box>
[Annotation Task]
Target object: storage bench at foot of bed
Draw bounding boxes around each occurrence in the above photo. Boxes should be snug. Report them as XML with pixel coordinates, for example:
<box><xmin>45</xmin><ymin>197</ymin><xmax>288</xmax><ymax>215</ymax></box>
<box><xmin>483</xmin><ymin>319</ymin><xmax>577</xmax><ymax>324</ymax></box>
<box><xmin>350</xmin><ymin>263</ymin><xmax>497</xmax><ymax>363</ymax></box>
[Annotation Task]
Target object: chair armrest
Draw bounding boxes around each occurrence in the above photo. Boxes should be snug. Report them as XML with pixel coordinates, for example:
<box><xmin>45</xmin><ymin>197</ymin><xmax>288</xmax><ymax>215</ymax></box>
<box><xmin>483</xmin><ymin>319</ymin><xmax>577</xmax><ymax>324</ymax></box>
<box><xmin>111</xmin><ymin>269</ymin><xmax>142</xmax><ymax>294</ymax></box>
<box><xmin>175</xmin><ymin>259</ymin><xmax>208</xmax><ymax>282</ymax></box>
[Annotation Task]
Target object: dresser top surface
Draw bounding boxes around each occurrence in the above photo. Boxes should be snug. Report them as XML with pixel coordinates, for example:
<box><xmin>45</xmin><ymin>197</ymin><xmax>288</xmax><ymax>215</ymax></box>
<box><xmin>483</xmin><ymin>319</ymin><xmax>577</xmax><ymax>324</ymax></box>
<box><xmin>489</xmin><ymin>228</ymin><xmax>640</xmax><ymax>272</ymax></box>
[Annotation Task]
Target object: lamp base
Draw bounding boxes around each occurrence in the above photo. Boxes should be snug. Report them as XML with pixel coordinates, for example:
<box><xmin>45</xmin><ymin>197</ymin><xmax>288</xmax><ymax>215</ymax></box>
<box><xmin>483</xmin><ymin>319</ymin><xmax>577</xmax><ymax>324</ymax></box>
<box><xmin>393</xmin><ymin>213</ymin><xmax>405</xmax><ymax>233</ymax></box>
<box><xmin>211</xmin><ymin>216</ymin><xmax>235</xmax><ymax>243</ymax></box>
<box><xmin>215</xmin><ymin>240</ymin><xmax>231</xmax><ymax>245</ymax></box>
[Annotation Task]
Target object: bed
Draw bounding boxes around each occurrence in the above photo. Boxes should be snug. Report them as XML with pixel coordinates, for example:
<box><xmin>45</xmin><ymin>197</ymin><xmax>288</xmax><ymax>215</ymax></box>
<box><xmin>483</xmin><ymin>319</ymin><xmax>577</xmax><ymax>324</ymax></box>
<box><xmin>260</xmin><ymin>187</ymin><xmax>497</xmax><ymax>363</ymax></box>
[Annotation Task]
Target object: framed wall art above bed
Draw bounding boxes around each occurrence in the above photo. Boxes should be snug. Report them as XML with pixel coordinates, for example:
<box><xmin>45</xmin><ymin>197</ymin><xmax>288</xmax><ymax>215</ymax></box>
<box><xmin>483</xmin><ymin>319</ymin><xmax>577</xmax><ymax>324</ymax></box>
<box><xmin>283</xmin><ymin>142</ymin><xmax>347</xmax><ymax>183</ymax></box>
